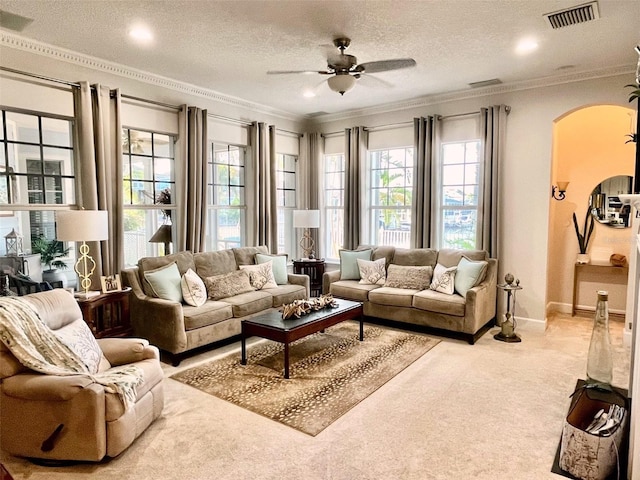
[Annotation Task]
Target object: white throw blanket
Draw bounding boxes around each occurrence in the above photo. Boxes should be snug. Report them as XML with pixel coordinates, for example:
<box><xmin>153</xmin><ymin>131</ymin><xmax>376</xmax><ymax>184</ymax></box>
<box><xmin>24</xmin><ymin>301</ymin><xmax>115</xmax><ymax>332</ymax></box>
<box><xmin>0</xmin><ymin>296</ymin><xmax>144</xmax><ymax>410</ymax></box>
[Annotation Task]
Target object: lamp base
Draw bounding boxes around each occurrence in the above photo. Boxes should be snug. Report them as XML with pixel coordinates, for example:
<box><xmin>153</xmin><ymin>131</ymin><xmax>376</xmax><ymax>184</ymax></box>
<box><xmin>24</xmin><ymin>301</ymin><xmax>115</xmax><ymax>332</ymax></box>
<box><xmin>74</xmin><ymin>290</ymin><xmax>101</xmax><ymax>299</ymax></box>
<box><xmin>494</xmin><ymin>332</ymin><xmax>522</xmax><ymax>343</ymax></box>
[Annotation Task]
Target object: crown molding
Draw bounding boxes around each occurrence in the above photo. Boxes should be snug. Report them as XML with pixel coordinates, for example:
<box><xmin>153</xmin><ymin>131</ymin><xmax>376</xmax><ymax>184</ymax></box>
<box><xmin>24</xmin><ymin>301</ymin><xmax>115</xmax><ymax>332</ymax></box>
<box><xmin>311</xmin><ymin>64</ymin><xmax>636</xmax><ymax>124</ymax></box>
<box><xmin>0</xmin><ymin>31</ymin><xmax>300</xmax><ymax>122</ymax></box>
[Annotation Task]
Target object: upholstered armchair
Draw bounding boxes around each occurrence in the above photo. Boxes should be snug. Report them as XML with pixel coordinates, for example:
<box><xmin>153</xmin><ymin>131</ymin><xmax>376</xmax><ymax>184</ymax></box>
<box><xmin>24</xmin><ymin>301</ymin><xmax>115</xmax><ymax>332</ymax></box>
<box><xmin>0</xmin><ymin>289</ymin><xmax>164</xmax><ymax>462</ymax></box>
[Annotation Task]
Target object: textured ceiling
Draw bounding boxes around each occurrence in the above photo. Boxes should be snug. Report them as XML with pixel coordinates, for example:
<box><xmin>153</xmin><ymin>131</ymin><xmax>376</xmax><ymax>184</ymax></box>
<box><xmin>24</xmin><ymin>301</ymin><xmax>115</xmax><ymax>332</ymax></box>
<box><xmin>1</xmin><ymin>0</ymin><xmax>639</xmax><ymax>118</ymax></box>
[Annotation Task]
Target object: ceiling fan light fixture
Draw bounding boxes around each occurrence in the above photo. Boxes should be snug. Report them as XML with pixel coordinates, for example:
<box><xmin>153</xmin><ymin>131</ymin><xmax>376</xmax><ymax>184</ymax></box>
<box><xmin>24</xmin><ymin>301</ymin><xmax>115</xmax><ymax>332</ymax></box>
<box><xmin>327</xmin><ymin>74</ymin><xmax>356</xmax><ymax>95</ymax></box>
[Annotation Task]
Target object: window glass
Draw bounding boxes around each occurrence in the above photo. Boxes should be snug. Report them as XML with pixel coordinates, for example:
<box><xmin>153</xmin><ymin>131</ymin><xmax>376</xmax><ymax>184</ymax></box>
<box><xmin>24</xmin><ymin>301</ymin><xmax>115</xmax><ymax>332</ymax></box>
<box><xmin>276</xmin><ymin>153</ymin><xmax>297</xmax><ymax>254</ymax></box>
<box><xmin>323</xmin><ymin>153</ymin><xmax>345</xmax><ymax>261</ymax></box>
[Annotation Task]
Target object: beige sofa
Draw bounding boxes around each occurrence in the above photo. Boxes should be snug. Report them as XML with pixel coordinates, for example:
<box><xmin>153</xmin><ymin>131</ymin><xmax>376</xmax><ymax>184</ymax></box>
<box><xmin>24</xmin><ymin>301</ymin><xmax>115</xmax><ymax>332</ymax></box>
<box><xmin>0</xmin><ymin>289</ymin><xmax>164</xmax><ymax>462</ymax></box>
<box><xmin>322</xmin><ymin>246</ymin><xmax>497</xmax><ymax>344</ymax></box>
<box><xmin>121</xmin><ymin>246</ymin><xmax>309</xmax><ymax>365</ymax></box>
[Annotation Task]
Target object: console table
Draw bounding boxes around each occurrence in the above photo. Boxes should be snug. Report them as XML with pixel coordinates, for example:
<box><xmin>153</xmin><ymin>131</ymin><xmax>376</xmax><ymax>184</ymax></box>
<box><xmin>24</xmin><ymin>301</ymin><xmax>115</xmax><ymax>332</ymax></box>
<box><xmin>572</xmin><ymin>262</ymin><xmax>628</xmax><ymax>319</ymax></box>
<box><xmin>76</xmin><ymin>287</ymin><xmax>132</xmax><ymax>338</ymax></box>
<box><xmin>293</xmin><ymin>259</ymin><xmax>325</xmax><ymax>297</ymax></box>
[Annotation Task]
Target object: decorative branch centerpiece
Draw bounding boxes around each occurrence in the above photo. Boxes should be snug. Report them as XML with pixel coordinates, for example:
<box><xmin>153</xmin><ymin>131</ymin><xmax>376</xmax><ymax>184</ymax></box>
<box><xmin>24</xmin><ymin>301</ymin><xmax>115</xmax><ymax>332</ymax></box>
<box><xmin>573</xmin><ymin>209</ymin><xmax>595</xmax><ymax>264</ymax></box>
<box><xmin>280</xmin><ymin>294</ymin><xmax>339</xmax><ymax>320</ymax></box>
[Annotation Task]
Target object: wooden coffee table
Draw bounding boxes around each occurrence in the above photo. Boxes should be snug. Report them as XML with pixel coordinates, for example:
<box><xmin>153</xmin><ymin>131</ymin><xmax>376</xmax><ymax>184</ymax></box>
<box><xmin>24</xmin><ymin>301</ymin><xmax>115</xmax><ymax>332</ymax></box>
<box><xmin>240</xmin><ymin>298</ymin><xmax>364</xmax><ymax>379</ymax></box>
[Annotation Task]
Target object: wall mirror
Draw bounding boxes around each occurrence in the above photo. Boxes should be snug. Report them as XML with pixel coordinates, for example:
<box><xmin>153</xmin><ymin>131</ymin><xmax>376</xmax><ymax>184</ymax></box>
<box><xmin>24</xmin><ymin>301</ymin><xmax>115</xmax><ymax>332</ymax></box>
<box><xmin>589</xmin><ymin>175</ymin><xmax>634</xmax><ymax>228</ymax></box>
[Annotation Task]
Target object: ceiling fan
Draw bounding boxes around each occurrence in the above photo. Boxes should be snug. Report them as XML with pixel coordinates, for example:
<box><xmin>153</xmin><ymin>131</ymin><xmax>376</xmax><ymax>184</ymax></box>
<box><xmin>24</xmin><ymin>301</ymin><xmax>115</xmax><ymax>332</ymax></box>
<box><xmin>267</xmin><ymin>37</ymin><xmax>416</xmax><ymax>95</ymax></box>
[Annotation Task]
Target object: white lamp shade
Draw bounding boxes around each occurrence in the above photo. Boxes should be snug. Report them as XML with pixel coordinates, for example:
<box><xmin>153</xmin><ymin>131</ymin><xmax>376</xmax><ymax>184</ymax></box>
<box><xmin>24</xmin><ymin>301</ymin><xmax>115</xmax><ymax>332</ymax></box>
<box><xmin>327</xmin><ymin>74</ymin><xmax>356</xmax><ymax>94</ymax></box>
<box><xmin>293</xmin><ymin>210</ymin><xmax>320</xmax><ymax>228</ymax></box>
<box><xmin>56</xmin><ymin>210</ymin><xmax>109</xmax><ymax>241</ymax></box>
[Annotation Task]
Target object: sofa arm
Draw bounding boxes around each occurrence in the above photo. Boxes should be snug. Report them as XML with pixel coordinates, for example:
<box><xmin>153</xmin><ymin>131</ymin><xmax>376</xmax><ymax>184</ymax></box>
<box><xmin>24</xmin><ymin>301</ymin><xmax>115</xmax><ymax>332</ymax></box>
<box><xmin>322</xmin><ymin>270</ymin><xmax>341</xmax><ymax>294</ymax></box>
<box><xmin>97</xmin><ymin>338</ymin><xmax>158</xmax><ymax>366</ymax></box>
<box><xmin>463</xmin><ymin>258</ymin><xmax>498</xmax><ymax>333</ymax></box>
<box><xmin>287</xmin><ymin>273</ymin><xmax>310</xmax><ymax>298</ymax></box>
<box><xmin>2</xmin><ymin>373</ymin><xmax>99</xmax><ymax>401</ymax></box>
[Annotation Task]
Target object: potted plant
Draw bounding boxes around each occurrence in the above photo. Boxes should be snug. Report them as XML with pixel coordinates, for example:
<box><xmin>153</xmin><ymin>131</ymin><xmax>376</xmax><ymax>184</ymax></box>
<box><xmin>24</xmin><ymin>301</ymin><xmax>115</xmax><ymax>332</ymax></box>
<box><xmin>572</xmin><ymin>210</ymin><xmax>595</xmax><ymax>264</ymax></box>
<box><xmin>32</xmin><ymin>235</ymin><xmax>70</xmax><ymax>286</ymax></box>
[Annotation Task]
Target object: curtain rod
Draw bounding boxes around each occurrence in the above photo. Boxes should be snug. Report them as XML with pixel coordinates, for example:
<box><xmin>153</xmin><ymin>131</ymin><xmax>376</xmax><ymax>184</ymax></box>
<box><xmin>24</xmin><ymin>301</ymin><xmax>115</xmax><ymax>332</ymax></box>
<box><xmin>276</xmin><ymin>128</ymin><xmax>303</xmax><ymax>138</ymax></box>
<box><xmin>0</xmin><ymin>66</ymin><xmax>80</xmax><ymax>87</ymax></box>
<box><xmin>120</xmin><ymin>93</ymin><xmax>180</xmax><ymax>110</ymax></box>
<box><xmin>208</xmin><ymin>112</ymin><xmax>253</xmax><ymax>126</ymax></box>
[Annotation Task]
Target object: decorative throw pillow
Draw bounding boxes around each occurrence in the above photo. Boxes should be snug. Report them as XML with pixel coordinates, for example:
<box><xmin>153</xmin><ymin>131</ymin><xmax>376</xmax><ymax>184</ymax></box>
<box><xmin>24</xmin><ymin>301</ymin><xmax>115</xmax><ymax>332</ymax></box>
<box><xmin>181</xmin><ymin>268</ymin><xmax>207</xmax><ymax>307</ymax></box>
<box><xmin>239</xmin><ymin>261</ymin><xmax>278</xmax><ymax>290</ymax></box>
<box><xmin>384</xmin><ymin>264</ymin><xmax>432</xmax><ymax>290</ymax></box>
<box><xmin>454</xmin><ymin>256</ymin><xmax>489</xmax><ymax>297</ymax></box>
<box><xmin>143</xmin><ymin>262</ymin><xmax>183</xmax><ymax>303</ymax></box>
<box><xmin>430</xmin><ymin>263</ymin><xmax>457</xmax><ymax>295</ymax></box>
<box><xmin>255</xmin><ymin>253</ymin><xmax>288</xmax><ymax>285</ymax></box>
<box><xmin>204</xmin><ymin>270</ymin><xmax>255</xmax><ymax>300</ymax></box>
<box><xmin>357</xmin><ymin>257</ymin><xmax>386</xmax><ymax>285</ymax></box>
<box><xmin>54</xmin><ymin>320</ymin><xmax>104</xmax><ymax>374</ymax></box>
<box><xmin>339</xmin><ymin>249</ymin><xmax>372</xmax><ymax>280</ymax></box>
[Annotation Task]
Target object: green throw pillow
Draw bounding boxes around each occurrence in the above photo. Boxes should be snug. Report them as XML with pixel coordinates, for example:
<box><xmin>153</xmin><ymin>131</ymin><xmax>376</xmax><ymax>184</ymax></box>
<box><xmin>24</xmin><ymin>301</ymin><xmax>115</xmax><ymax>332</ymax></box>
<box><xmin>454</xmin><ymin>256</ymin><xmax>488</xmax><ymax>297</ymax></box>
<box><xmin>255</xmin><ymin>253</ymin><xmax>288</xmax><ymax>285</ymax></box>
<box><xmin>339</xmin><ymin>249</ymin><xmax>372</xmax><ymax>280</ymax></box>
<box><xmin>144</xmin><ymin>261</ymin><xmax>184</xmax><ymax>303</ymax></box>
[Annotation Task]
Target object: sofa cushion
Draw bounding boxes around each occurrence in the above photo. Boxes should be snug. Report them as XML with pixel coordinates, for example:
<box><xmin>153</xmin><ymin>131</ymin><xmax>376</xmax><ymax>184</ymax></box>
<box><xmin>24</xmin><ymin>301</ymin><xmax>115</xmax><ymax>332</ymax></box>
<box><xmin>221</xmin><ymin>290</ymin><xmax>274</xmax><ymax>317</ymax></box>
<box><xmin>454</xmin><ymin>256</ymin><xmax>488</xmax><ymax>297</ymax></box>
<box><xmin>182</xmin><ymin>301</ymin><xmax>234</xmax><ymax>331</ymax></box>
<box><xmin>138</xmin><ymin>251</ymin><xmax>195</xmax><ymax>297</ymax></box>
<box><xmin>255</xmin><ymin>253</ymin><xmax>288</xmax><ymax>284</ymax></box>
<box><xmin>194</xmin><ymin>250</ymin><xmax>237</xmax><ymax>278</ymax></box>
<box><xmin>357</xmin><ymin>258</ymin><xmax>386</xmax><ymax>285</ymax></box>
<box><xmin>391</xmin><ymin>248</ymin><xmax>438</xmax><ymax>267</ymax></box>
<box><xmin>233</xmin><ymin>245</ymin><xmax>269</xmax><ymax>266</ymax></box>
<box><xmin>384</xmin><ymin>264</ymin><xmax>432</xmax><ymax>290</ymax></box>
<box><xmin>413</xmin><ymin>289</ymin><xmax>466</xmax><ymax>317</ymax></box>
<box><xmin>144</xmin><ymin>262</ymin><xmax>184</xmax><ymax>303</ymax></box>
<box><xmin>437</xmin><ymin>248</ymin><xmax>487</xmax><ymax>268</ymax></box>
<box><xmin>204</xmin><ymin>270</ymin><xmax>255</xmax><ymax>301</ymax></box>
<box><xmin>264</xmin><ymin>284</ymin><xmax>307</xmax><ymax>307</ymax></box>
<box><xmin>239</xmin><ymin>261</ymin><xmax>278</xmax><ymax>289</ymax></box>
<box><xmin>430</xmin><ymin>263</ymin><xmax>457</xmax><ymax>295</ymax></box>
<box><xmin>371</xmin><ymin>245</ymin><xmax>396</xmax><ymax>267</ymax></box>
<box><xmin>339</xmin><ymin>249</ymin><xmax>372</xmax><ymax>280</ymax></box>
<box><xmin>369</xmin><ymin>287</ymin><xmax>419</xmax><ymax>308</ymax></box>
<box><xmin>330</xmin><ymin>280</ymin><xmax>380</xmax><ymax>302</ymax></box>
<box><xmin>181</xmin><ymin>268</ymin><xmax>207</xmax><ymax>307</ymax></box>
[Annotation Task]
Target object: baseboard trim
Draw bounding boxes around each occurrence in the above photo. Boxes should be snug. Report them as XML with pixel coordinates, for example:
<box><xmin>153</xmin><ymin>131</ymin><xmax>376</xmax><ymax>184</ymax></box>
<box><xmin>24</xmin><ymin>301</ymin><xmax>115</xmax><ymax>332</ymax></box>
<box><xmin>516</xmin><ymin>316</ymin><xmax>547</xmax><ymax>332</ymax></box>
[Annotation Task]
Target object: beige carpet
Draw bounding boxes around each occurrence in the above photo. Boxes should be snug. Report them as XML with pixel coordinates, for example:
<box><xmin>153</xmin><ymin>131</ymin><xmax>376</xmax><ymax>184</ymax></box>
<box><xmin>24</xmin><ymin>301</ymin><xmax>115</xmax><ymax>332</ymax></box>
<box><xmin>170</xmin><ymin>322</ymin><xmax>440</xmax><ymax>436</ymax></box>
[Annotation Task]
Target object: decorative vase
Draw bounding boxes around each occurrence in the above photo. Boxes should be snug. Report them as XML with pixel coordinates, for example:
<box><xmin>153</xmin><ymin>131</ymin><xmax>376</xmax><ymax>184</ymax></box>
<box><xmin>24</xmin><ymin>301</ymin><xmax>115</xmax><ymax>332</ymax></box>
<box><xmin>576</xmin><ymin>253</ymin><xmax>590</xmax><ymax>264</ymax></box>
<box><xmin>586</xmin><ymin>290</ymin><xmax>613</xmax><ymax>386</ymax></box>
<box><xmin>42</xmin><ymin>268</ymin><xmax>67</xmax><ymax>288</ymax></box>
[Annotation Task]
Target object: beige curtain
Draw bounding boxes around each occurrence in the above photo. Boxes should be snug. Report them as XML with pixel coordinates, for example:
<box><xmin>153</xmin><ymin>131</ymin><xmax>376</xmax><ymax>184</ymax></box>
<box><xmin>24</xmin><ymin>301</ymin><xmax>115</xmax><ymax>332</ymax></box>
<box><xmin>411</xmin><ymin>116</ymin><xmax>439</xmax><ymax>248</ymax></box>
<box><xmin>343</xmin><ymin>126</ymin><xmax>367</xmax><ymax>250</ymax></box>
<box><xmin>250</xmin><ymin>122</ymin><xmax>278</xmax><ymax>252</ymax></box>
<box><xmin>72</xmin><ymin>82</ymin><xmax>123</xmax><ymax>283</ymax></box>
<box><xmin>177</xmin><ymin>106</ymin><xmax>208</xmax><ymax>253</ymax></box>
<box><xmin>479</xmin><ymin>105</ymin><xmax>510</xmax><ymax>258</ymax></box>
<box><xmin>299</xmin><ymin>132</ymin><xmax>322</xmax><ymax>257</ymax></box>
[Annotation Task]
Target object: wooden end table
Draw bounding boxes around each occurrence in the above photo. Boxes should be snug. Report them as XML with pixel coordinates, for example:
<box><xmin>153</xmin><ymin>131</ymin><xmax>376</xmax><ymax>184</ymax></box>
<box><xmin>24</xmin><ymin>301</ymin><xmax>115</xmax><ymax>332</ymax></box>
<box><xmin>292</xmin><ymin>259</ymin><xmax>325</xmax><ymax>297</ymax></box>
<box><xmin>76</xmin><ymin>287</ymin><xmax>132</xmax><ymax>338</ymax></box>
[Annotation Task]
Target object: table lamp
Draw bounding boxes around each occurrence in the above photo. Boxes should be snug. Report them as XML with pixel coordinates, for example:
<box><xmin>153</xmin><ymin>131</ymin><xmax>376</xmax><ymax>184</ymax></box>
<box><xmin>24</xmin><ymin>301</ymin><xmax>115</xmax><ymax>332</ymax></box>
<box><xmin>55</xmin><ymin>210</ymin><xmax>109</xmax><ymax>298</ymax></box>
<box><xmin>293</xmin><ymin>209</ymin><xmax>319</xmax><ymax>259</ymax></box>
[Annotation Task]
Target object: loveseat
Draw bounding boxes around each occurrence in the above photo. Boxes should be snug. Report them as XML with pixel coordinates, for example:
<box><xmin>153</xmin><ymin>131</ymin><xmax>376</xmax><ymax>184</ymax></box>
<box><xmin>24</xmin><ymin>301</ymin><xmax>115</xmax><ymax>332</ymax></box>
<box><xmin>121</xmin><ymin>246</ymin><xmax>309</xmax><ymax>365</ymax></box>
<box><xmin>322</xmin><ymin>246</ymin><xmax>497</xmax><ymax>344</ymax></box>
<box><xmin>0</xmin><ymin>289</ymin><xmax>164</xmax><ymax>462</ymax></box>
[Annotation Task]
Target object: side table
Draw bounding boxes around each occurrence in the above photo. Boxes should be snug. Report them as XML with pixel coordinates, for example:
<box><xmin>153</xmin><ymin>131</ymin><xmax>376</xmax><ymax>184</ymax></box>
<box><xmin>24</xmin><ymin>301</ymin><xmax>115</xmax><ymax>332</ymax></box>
<box><xmin>293</xmin><ymin>259</ymin><xmax>325</xmax><ymax>297</ymax></box>
<box><xmin>76</xmin><ymin>287</ymin><xmax>132</xmax><ymax>338</ymax></box>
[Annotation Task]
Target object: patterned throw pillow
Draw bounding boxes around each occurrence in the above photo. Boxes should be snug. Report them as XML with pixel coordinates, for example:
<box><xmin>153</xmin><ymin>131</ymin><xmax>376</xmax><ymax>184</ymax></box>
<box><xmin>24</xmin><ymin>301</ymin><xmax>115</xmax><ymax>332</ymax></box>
<box><xmin>430</xmin><ymin>263</ymin><xmax>457</xmax><ymax>295</ymax></box>
<box><xmin>181</xmin><ymin>268</ymin><xmax>207</xmax><ymax>307</ymax></box>
<box><xmin>357</xmin><ymin>258</ymin><xmax>386</xmax><ymax>285</ymax></box>
<box><xmin>204</xmin><ymin>270</ymin><xmax>255</xmax><ymax>300</ymax></box>
<box><xmin>383</xmin><ymin>264</ymin><xmax>432</xmax><ymax>290</ymax></box>
<box><xmin>54</xmin><ymin>320</ymin><xmax>103</xmax><ymax>374</ymax></box>
<box><xmin>239</xmin><ymin>261</ymin><xmax>278</xmax><ymax>290</ymax></box>
<box><xmin>255</xmin><ymin>253</ymin><xmax>288</xmax><ymax>285</ymax></box>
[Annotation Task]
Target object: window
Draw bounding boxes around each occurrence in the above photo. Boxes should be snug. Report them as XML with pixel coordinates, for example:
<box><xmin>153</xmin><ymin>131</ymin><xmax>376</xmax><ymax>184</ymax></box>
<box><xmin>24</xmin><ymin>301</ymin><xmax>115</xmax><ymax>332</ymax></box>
<box><xmin>276</xmin><ymin>153</ymin><xmax>297</xmax><ymax>254</ymax></box>
<box><xmin>439</xmin><ymin>140</ymin><xmax>481</xmax><ymax>249</ymax></box>
<box><xmin>323</xmin><ymin>153</ymin><xmax>345</xmax><ymax>261</ymax></box>
<box><xmin>367</xmin><ymin>147</ymin><xmax>413</xmax><ymax>248</ymax></box>
<box><xmin>0</xmin><ymin>109</ymin><xmax>75</xmax><ymax>256</ymax></box>
<box><xmin>122</xmin><ymin>128</ymin><xmax>175</xmax><ymax>265</ymax></box>
<box><xmin>206</xmin><ymin>143</ymin><xmax>246</xmax><ymax>250</ymax></box>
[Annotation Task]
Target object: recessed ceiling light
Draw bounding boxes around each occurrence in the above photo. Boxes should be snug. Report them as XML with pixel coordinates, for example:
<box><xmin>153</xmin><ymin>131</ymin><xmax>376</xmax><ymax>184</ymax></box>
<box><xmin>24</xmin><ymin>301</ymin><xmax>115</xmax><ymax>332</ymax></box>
<box><xmin>515</xmin><ymin>38</ymin><xmax>538</xmax><ymax>55</ymax></box>
<box><xmin>303</xmin><ymin>91</ymin><xmax>316</xmax><ymax>98</ymax></box>
<box><xmin>129</xmin><ymin>25</ymin><xmax>153</xmax><ymax>43</ymax></box>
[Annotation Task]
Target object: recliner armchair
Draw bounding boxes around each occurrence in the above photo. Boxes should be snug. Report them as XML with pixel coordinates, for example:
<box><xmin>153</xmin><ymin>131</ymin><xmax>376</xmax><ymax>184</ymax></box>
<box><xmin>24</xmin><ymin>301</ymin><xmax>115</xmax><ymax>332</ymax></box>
<box><xmin>0</xmin><ymin>289</ymin><xmax>164</xmax><ymax>462</ymax></box>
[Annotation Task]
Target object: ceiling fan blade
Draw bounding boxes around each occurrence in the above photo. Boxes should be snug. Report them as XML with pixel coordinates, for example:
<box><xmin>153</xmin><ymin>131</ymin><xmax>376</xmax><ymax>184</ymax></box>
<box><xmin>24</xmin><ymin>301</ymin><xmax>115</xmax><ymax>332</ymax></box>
<box><xmin>358</xmin><ymin>74</ymin><xmax>394</xmax><ymax>89</ymax></box>
<box><xmin>359</xmin><ymin>58</ymin><xmax>416</xmax><ymax>73</ymax></box>
<box><xmin>267</xmin><ymin>70</ymin><xmax>331</xmax><ymax>75</ymax></box>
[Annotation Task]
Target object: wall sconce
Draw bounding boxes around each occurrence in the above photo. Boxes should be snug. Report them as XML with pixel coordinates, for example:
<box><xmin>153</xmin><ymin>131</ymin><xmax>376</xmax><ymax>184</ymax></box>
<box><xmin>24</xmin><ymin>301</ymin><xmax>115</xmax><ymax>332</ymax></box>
<box><xmin>552</xmin><ymin>181</ymin><xmax>569</xmax><ymax>201</ymax></box>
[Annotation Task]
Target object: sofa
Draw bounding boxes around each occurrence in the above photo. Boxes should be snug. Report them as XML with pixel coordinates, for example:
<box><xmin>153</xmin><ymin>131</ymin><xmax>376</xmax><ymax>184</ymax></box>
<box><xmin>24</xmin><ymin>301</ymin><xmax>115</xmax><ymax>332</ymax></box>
<box><xmin>121</xmin><ymin>246</ymin><xmax>309</xmax><ymax>365</ymax></box>
<box><xmin>0</xmin><ymin>289</ymin><xmax>164</xmax><ymax>462</ymax></box>
<box><xmin>322</xmin><ymin>246</ymin><xmax>498</xmax><ymax>344</ymax></box>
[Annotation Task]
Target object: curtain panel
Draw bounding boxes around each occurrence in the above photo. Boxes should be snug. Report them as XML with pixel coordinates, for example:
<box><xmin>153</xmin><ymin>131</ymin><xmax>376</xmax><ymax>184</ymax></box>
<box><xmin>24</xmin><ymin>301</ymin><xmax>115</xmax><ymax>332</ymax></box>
<box><xmin>250</xmin><ymin>122</ymin><xmax>278</xmax><ymax>252</ymax></box>
<box><xmin>176</xmin><ymin>106</ymin><xmax>208</xmax><ymax>253</ymax></box>
<box><xmin>411</xmin><ymin>116</ymin><xmax>439</xmax><ymax>248</ymax></box>
<box><xmin>299</xmin><ymin>132</ymin><xmax>322</xmax><ymax>257</ymax></box>
<box><xmin>479</xmin><ymin>105</ymin><xmax>510</xmax><ymax>259</ymax></box>
<box><xmin>343</xmin><ymin>126</ymin><xmax>367</xmax><ymax>250</ymax></box>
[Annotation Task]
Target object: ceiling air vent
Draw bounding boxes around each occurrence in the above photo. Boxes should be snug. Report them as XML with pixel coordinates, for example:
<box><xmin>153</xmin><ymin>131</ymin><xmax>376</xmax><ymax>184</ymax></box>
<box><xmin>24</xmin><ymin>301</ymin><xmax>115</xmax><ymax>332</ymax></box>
<box><xmin>544</xmin><ymin>1</ymin><xmax>600</xmax><ymax>29</ymax></box>
<box><xmin>469</xmin><ymin>79</ymin><xmax>503</xmax><ymax>88</ymax></box>
<box><xmin>0</xmin><ymin>10</ymin><xmax>34</xmax><ymax>32</ymax></box>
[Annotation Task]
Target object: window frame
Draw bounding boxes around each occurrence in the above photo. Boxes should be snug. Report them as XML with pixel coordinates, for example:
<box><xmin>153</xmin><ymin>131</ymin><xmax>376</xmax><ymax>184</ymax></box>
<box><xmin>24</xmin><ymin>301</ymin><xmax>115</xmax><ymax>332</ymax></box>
<box><xmin>322</xmin><ymin>153</ymin><xmax>345</xmax><ymax>262</ymax></box>
<box><xmin>275</xmin><ymin>153</ymin><xmax>298</xmax><ymax>255</ymax></box>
